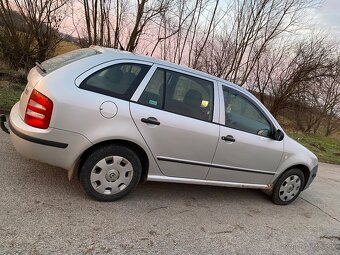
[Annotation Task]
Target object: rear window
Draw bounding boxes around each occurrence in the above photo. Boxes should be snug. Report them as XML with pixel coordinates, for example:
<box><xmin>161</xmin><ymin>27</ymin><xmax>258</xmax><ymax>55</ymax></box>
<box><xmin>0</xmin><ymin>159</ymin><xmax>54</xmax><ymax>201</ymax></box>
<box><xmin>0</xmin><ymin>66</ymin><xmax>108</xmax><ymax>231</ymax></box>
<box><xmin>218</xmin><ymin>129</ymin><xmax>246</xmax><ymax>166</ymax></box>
<box><xmin>40</xmin><ymin>48</ymin><xmax>99</xmax><ymax>74</ymax></box>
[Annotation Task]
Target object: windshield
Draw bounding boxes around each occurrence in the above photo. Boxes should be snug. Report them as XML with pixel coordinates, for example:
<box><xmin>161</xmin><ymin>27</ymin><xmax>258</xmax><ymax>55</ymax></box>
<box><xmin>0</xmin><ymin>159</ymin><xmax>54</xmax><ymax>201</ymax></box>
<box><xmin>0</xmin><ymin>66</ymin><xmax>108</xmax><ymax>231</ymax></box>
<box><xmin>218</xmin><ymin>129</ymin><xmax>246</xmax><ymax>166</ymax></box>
<box><xmin>40</xmin><ymin>48</ymin><xmax>100</xmax><ymax>74</ymax></box>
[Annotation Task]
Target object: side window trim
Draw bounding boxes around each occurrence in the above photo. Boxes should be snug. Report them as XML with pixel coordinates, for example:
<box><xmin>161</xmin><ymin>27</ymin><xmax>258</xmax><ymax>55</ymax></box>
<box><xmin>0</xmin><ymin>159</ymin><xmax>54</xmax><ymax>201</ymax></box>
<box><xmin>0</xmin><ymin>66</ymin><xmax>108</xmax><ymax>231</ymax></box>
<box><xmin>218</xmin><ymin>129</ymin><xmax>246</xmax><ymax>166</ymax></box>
<box><xmin>134</xmin><ymin>64</ymin><xmax>219</xmax><ymax>123</ymax></box>
<box><xmin>75</xmin><ymin>59</ymin><xmax>153</xmax><ymax>87</ymax></box>
<box><xmin>220</xmin><ymin>84</ymin><xmax>275</xmax><ymax>137</ymax></box>
<box><xmin>218</xmin><ymin>82</ymin><xmax>225</xmax><ymax>126</ymax></box>
<box><xmin>79</xmin><ymin>62</ymin><xmax>151</xmax><ymax>100</ymax></box>
<box><xmin>212</xmin><ymin>81</ymin><xmax>220</xmax><ymax>124</ymax></box>
<box><xmin>130</xmin><ymin>64</ymin><xmax>157</xmax><ymax>101</ymax></box>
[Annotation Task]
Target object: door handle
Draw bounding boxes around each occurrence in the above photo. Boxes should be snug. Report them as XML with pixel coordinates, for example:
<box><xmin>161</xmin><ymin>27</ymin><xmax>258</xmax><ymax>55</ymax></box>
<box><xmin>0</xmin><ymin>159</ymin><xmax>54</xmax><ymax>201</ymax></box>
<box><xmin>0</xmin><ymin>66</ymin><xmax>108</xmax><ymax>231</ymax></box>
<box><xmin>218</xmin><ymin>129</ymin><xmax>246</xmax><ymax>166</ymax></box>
<box><xmin>141</xmin><ymin>117</ymin><xmax>160</xmax><ymax>125</ymax></box>
<box><xmin>221</xmin><ymin>135</ymin><xmax>235</xmax><ymax>142</ymax></box>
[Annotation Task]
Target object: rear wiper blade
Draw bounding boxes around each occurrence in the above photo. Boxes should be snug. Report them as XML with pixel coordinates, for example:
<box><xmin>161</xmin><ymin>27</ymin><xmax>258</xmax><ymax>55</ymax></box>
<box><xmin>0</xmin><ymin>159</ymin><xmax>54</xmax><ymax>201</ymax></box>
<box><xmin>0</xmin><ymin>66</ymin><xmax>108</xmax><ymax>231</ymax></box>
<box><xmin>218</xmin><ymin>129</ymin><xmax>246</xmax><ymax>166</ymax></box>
<box><xmin>35</xmin><ymin>61</ymin><xmax>46</xmax><ymax>73</ymax></box>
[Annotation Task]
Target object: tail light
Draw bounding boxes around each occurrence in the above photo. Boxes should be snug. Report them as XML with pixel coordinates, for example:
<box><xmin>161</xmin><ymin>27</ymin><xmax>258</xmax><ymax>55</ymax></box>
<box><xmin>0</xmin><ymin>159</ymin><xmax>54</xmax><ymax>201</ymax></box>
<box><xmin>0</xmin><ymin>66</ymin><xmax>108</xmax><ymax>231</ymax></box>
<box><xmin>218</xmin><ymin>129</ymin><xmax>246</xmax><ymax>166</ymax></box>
<box><xmin>24</xmin><ymin>89</ymin><xmax>53</xmax><ymax>129</ymax></box>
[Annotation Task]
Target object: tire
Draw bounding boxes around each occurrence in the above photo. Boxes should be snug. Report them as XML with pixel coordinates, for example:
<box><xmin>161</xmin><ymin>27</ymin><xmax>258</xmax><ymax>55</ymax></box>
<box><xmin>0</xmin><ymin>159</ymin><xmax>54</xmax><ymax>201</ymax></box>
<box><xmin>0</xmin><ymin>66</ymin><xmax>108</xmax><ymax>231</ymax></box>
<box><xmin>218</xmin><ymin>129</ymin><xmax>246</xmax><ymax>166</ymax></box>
<box><xmin>79</xmin><ymin>144</ymin><xmax>142</xmax><ymax>201</ymax></box>
<box><xmin>272</xmin><ymin>168</ymin><xmax>305</xmax><ymax>205</ymax></box>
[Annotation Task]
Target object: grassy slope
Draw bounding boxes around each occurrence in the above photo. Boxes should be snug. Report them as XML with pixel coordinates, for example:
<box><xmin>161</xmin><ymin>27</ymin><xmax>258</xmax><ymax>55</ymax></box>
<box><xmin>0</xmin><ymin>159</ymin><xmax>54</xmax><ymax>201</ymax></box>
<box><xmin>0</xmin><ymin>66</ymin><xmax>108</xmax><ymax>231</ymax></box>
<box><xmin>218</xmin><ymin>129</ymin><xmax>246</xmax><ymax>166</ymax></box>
<box><xmin>0</xmin><ymin>41</ymin><xmax>79</xmax><ymax>114</ymax></box>
<box><xmin>0</xmin><ymin>65</ymin><xmax>26</xmax><ymax>114</ymax></box>
<box><xmin>0</xmin><ymin>81</ymin><xmax>23</xmax><ymax>113</ymax></box>
<box><xmin>289</xmin><ymin>133</ymin><xmax>340</xmax><ymax>165</ymax></box>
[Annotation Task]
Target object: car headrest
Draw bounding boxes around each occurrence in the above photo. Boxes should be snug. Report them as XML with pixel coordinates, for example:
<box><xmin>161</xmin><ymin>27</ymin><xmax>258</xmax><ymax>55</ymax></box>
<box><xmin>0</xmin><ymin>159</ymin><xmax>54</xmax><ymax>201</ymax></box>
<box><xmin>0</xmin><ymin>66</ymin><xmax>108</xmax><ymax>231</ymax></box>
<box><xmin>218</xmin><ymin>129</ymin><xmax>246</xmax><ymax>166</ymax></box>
<box><xmin>106</xmin><ymin>68</ymin><xmax>123</xmax><ymax>84</ymax></box>
<box><xmin>184</xmin><ymin>89</ymin><xmax>202</xmax><ymax>108</ymax></box>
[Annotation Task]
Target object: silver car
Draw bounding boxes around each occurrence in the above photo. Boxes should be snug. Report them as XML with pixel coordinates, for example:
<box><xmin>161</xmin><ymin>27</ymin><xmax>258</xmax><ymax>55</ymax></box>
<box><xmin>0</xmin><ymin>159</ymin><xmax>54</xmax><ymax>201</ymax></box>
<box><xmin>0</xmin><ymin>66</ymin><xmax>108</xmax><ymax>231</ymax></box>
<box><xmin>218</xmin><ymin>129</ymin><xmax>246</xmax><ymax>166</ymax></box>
<box><xmin>1</xmin><ymin>46</ymin><xmax>318</xmax><ymax>205</ymax></box>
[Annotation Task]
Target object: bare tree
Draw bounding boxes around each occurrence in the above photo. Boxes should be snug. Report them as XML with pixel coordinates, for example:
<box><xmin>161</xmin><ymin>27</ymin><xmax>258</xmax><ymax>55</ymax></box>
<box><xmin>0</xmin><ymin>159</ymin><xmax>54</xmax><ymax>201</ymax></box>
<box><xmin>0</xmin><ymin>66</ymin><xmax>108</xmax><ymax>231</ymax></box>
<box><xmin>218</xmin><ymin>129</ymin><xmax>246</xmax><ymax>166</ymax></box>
<box><xmin>78</xmin><ymin>0</ymin><xmax>170</xmax><ymax>51</ymax></box>
<box><xmin>268</xmin><ymin>37</ymin><xmax>333</xmax><ymax>117</ymax></box>
<box><xmin>315</xmin><ymin>57</ymin><xmax>340</xmax><ymax>136</ymax></box>
<box><xmin>79</xmin><ymin>0</ymin><xmax>116</xmax><ymax>47</ymax></box>
<box><xmin>248</xmin><ymin>44</ymin><xmax>286</xmax><ymax>104</ymax></box>
<box><xmin>325</xmin><ymin>106</ymin><xmax>340</xmax><ymax>136</ymax></box>
<box><xmin>125</xmin><ymin>0</ymin><xmax>170</xmax><ymax>51</ymax></box>
<box><xmin>194</xmin><ymin>0</ymin><xmax>317</xmax><ymax>85</ymax></box>
<box><xmin>249</xmin><ymin>36</ymin><xmax>338</xmax><ymax>134</ymax></box>
<box><xmin>0</xmin><ymin>0</ymin><xmax>68</xmax><ymax>69</ymax></box>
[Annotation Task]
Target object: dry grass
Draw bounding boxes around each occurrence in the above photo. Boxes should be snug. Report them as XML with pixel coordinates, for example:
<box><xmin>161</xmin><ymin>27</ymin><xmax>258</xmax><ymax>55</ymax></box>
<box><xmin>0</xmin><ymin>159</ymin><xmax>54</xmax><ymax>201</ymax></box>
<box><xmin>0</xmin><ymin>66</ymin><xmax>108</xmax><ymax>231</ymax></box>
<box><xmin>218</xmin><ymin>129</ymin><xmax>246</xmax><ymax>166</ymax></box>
<box><xmin>54</xmin><ymin>41</ymin><xmax>80</xmax><ymax>56</ymax></box>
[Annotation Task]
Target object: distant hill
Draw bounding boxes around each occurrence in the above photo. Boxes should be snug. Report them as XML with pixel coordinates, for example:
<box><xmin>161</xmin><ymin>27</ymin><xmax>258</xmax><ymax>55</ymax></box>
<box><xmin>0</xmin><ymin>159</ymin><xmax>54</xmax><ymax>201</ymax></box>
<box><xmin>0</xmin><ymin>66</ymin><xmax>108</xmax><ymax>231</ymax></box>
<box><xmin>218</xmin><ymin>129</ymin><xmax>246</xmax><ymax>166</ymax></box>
<box><xmin>0</xmin><ymin>9</ymin><xmax>80</xmax><ymax>44</ymax></box>
<box><xmin>0</xmin><ymin>9</ymin><xmax>27</xmax><ymax>32</ymax></box>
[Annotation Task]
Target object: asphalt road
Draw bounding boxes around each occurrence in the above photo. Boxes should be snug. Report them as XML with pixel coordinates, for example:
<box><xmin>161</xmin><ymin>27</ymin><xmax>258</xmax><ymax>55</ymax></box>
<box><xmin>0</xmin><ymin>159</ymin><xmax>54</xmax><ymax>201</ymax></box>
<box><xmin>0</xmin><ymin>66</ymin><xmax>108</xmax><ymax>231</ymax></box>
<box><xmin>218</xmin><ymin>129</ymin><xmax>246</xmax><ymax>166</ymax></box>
<box><xmin>0</xmin><ymin>131</ymin><xmax>339</xmax><ymax>254</ymax></box>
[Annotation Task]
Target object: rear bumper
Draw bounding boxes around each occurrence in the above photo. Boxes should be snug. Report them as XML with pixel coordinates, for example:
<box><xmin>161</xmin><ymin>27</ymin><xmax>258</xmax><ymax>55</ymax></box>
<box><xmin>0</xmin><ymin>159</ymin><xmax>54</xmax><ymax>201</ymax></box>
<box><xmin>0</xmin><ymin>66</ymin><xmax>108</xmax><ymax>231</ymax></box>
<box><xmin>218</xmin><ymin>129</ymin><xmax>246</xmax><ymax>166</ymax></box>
<box><xmin>0</xmin><ymin>114</ymin><xmax>10</xmax><ymax>134</ymax></box>
<box><xmin>9</xmin><ymin>120</ymin><xmax>68</xmax><ymax>148</ymax></box>
<box><xmin>8</xmin><ymin>102</ymin><xmax>92</xmax><ymax>171</ymax></box>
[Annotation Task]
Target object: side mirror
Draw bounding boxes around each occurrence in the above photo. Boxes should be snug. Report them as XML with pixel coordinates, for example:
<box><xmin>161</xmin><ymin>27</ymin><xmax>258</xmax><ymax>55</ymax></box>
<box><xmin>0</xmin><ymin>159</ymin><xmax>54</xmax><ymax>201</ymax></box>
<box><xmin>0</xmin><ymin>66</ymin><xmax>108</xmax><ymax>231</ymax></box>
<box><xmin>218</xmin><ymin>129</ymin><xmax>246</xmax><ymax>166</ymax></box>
<box><xmin>274</xmin><ymin>129</ymin><xmax>284</xmax><ymax>141</ymax></box>
<box><xmin>257</xmin><ymin>129</ymin><xmax>270</xmax><ymax>137</ymax></box>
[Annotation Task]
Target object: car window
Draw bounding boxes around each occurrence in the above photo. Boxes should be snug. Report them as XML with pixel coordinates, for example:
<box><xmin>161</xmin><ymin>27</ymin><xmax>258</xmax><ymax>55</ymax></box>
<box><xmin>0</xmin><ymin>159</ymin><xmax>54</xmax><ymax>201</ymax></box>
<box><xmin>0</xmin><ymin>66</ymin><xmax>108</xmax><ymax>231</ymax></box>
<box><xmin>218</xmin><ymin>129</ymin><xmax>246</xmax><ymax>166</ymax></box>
<box><xmin>138</xmin><ymin>68</ymin><xmax>214</xmax><ymax>121</ymax></box>
<box><xmin>138</xmin><ymin>69</ymin><xmax>164</xmax><ymax>109</ymax></box>
<box><xmin>223</xmin><ymin>88</ymin><xmax>271</xmax><ymax>137</ymax></box>
<box><xmin>80</xmin><ymin>63</ymin><xmax>150</xmax><ymax>100</ymax></box>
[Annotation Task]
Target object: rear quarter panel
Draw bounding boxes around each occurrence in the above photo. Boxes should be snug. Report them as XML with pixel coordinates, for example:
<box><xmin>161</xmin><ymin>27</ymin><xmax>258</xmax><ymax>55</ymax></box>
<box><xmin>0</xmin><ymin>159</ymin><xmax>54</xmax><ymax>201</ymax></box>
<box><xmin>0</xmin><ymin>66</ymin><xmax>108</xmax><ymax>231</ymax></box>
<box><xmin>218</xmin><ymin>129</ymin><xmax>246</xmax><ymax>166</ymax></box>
<box><xmin>18</xmin><ymin>68</ymin><xmax>44</xmax><ymax>119</ymax></box>
<box><xmin>33</xmin><ymin>54</ymin><xmax>163</xmax><ymax>176</ymax></box>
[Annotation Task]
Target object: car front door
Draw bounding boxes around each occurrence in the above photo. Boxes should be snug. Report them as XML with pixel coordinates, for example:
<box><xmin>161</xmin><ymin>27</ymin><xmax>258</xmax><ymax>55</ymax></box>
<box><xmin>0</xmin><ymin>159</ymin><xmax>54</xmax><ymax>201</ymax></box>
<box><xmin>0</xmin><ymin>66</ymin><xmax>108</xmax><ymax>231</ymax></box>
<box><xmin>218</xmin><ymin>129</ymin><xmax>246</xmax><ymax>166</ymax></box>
<box><xmin>206</xmin><ymin>84</ymin><xmax>284</xmax><ymax>185</ymax></box>
<box><xmin>130</xmin><ymin>66</ymin><xmax>219</xmax><ymax>179</ymax></box>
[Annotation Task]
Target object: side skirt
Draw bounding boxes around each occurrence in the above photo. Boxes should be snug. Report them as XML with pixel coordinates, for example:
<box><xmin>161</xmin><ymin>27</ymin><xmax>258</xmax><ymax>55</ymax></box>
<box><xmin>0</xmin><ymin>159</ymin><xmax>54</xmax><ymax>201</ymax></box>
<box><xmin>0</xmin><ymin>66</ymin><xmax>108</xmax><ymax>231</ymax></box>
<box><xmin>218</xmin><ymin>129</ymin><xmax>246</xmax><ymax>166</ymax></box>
<box><xmin>147</xmin><ymin>175</ymin><xmax>270</xmax><ymax>190</ymax></box>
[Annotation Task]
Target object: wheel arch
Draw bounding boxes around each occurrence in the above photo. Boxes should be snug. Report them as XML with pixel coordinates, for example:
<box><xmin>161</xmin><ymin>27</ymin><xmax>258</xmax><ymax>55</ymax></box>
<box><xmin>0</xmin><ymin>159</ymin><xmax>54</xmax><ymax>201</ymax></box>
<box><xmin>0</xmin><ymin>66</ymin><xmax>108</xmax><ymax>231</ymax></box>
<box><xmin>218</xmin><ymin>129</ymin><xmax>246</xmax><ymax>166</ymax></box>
<box><xmin>274</xmin><ymin>164</ymin><xmax>310</xmax><ymax>190</ymax></box>
<box><xmin>76</xmin><ymin>139</ymin><xmax>149</xmax><ymax>183</ymax></box>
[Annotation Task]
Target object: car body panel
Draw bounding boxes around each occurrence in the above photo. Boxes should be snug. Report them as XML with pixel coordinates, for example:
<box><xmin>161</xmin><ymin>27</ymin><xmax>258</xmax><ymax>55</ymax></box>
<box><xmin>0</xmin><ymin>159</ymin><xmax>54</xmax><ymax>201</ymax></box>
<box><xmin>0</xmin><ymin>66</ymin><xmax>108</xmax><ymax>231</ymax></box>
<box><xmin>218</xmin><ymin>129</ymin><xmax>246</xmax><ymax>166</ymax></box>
<box><xmin>130</xmin><ymin>65</ymin><xmax>221</xmax><ymax>179</ymax></box>
<box><xmin>206</xmin><ymin>82</ymin><xmax>284</xmax><ymax>184</ymax></box>
<box><xmin>207</xmin><ymin>126</ymin><xmax>283</xmax><ymax>184</ymax></box>
<box><xmin>130</xmin><ymin>102</ymin><xmax>220</xmax><ymax>179</ymax></box>
<box><xmin>9</xmin><ymin>102</ymin><xmax>91</xmax><ymax>171</ymax></box>
<box><xmin>269</xmin><ymin>136</ymin><xmax>318</xmax><ymax>188</ymax></box>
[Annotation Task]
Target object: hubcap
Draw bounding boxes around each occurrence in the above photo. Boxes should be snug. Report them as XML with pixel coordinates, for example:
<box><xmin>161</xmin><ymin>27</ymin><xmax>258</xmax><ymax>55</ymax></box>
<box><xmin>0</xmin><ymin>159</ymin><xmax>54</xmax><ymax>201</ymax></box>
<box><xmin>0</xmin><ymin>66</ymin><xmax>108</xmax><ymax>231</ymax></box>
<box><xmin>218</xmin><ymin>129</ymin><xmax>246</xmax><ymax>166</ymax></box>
<box><xmin>90</xmin><ymin>156</ymin><xmax>133</xmax><ymax>195</ymax></box>
<box><xmin>279</xmin><ymin>175</ymin><xmax>301</xmax><ymax>202</ymax></box>
<box><xmin>106</xmin><ymin>169</ymin><xmax>120</xmax><ymax>182</ymax></box>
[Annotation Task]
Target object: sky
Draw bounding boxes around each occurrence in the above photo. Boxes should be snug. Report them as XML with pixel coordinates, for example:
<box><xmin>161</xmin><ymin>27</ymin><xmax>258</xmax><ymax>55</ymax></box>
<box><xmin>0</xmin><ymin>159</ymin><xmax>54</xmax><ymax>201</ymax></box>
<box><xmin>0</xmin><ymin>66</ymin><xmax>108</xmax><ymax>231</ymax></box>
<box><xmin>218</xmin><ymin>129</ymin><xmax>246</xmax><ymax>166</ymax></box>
<box><xmin>62</xmin><ymin>0</ymin><xmax>340</xmax><ymax>40</ymax></box>
<box><xmin>312</xmin><ymin>0</ymin><xmax>340</xmax><ymax>38</ymax></box>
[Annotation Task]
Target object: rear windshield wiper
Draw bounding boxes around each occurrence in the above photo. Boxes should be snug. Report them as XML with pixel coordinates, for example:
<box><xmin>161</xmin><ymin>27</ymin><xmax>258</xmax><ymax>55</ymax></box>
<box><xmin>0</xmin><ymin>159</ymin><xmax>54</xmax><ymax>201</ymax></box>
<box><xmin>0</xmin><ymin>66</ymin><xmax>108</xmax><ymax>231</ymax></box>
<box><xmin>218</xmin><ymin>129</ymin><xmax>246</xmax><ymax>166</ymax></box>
<box><xmin>35</xmin><ymin>61</ymin><xmax>47</xmax><ymax>73</ymax></box>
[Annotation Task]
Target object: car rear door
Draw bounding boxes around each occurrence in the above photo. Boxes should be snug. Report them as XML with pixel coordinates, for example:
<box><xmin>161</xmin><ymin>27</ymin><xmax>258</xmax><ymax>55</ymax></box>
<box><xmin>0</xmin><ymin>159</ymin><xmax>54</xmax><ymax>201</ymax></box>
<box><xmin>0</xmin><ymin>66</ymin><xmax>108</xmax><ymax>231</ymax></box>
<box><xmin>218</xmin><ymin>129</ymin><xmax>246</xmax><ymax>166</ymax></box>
<box><xmin>130</xmin><ymin>65</ymin><xmax>220</xmax><ymax>179</ymax></box>
<box><xmin>206</xmin><ymin>83</ymin><xmax>284</xmax><ymax>185</ymax></box>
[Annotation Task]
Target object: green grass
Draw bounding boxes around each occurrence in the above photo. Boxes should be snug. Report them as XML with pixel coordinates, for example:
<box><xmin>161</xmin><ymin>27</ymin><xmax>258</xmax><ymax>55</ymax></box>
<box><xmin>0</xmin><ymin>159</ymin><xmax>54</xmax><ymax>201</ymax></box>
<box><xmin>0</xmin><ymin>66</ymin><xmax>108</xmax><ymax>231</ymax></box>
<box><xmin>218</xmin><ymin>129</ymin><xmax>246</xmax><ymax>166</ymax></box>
<box><xmin>289</xmin><ymin>133</ymin><xmax>340</xmax><ymax>165</ymax></box>
<box><xmin>0</xmin><ymin>63</ymin><xmax>26</xmax><ymax>114</ymax></box>
<box><xmin>0</xmin><ymin>81</ymin><xmax>24</xmax><ymax>114</ymax></box>
<box><xmin>0</xmin><ymin>41</ymin><xmax>79</xmax><ymax>114</ymax></box>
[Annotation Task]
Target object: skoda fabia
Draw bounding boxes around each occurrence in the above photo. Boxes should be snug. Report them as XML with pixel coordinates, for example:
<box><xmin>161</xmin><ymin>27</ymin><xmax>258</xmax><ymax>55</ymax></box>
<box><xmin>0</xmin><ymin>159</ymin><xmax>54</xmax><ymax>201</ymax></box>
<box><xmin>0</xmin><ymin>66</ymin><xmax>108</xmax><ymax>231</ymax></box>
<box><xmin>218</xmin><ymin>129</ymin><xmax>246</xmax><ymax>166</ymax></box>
<box><xmin>0</xmin><ymin>46</ymin><xmax>318</xmax><ymax>205</ymax></box>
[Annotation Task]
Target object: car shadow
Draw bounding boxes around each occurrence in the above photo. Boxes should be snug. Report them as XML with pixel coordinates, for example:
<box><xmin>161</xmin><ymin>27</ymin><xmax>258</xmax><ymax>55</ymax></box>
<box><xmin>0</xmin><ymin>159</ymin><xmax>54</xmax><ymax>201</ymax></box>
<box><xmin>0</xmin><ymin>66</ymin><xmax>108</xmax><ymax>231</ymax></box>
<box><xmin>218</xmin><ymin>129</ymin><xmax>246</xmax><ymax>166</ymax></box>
<box><xmin>7</xmin><ymin>148</ymin><xmax>270</xmax><ymax>206</ymax></box>
<box><xmin>133</xmin><ymin>181</ymin><xmax>270</xmax><ymax>204</ymax></box>
<box><xmin>23</xmin><ymin>162</ymin><xmax>269</xmax><ymax>204</ymax></box>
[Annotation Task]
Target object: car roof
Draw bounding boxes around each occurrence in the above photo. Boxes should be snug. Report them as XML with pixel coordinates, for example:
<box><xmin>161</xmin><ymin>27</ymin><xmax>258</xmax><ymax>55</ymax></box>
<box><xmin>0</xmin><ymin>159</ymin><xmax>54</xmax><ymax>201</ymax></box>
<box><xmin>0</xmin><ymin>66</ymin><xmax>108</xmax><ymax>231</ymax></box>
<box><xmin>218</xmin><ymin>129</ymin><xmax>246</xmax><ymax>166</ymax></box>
<box><xmin>91</xmin><ymin>45</ymin><xmax>244</xmax><ymax>91</ymax></box>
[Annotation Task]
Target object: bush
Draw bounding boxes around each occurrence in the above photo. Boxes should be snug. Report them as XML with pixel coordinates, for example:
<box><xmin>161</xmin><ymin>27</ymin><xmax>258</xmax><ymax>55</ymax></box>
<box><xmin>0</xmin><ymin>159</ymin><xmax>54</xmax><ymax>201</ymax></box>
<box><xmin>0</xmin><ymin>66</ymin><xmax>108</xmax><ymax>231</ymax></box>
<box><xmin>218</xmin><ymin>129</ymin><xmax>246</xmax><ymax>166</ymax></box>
<box><xmin>0</xmin><ymin>3</ymin><xmax>66</xmax><ymax>71</ymax></box>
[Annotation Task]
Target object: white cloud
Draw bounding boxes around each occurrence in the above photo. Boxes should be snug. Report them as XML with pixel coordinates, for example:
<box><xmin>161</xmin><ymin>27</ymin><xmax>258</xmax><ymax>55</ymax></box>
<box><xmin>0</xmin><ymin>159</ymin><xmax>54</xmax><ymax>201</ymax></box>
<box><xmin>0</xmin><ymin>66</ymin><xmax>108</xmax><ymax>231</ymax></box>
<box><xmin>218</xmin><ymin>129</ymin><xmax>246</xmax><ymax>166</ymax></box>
<box><xmin>311</xmin><ymin>0</ymin><xmax>340</xmax><ymax>38</ymax></box>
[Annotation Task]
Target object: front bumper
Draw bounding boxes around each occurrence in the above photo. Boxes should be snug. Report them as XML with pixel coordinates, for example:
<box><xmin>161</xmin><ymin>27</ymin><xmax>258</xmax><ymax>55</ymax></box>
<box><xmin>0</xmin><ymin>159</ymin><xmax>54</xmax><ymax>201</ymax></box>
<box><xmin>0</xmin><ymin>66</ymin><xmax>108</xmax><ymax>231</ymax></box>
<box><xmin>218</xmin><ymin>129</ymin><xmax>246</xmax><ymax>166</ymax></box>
<box><xmin>304</xmin><ymin>164</ymin><xmax>318</xmax><ymax>189</ymax></box>
<box><xmin>7</xmin><ymin>102</ymin><xmax>92</xmax><ymax>171</ymax></box>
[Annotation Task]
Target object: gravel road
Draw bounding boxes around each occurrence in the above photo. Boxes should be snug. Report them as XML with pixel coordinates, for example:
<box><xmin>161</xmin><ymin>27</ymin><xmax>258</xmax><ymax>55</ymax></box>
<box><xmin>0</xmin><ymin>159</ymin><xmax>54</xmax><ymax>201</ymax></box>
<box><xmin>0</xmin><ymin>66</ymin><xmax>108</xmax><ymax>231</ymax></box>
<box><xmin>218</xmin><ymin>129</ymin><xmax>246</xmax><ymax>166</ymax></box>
<box><xmin>0</xmin><ymin>131</ymin><xmax>339</xmax><ymax>254</ymax></box>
